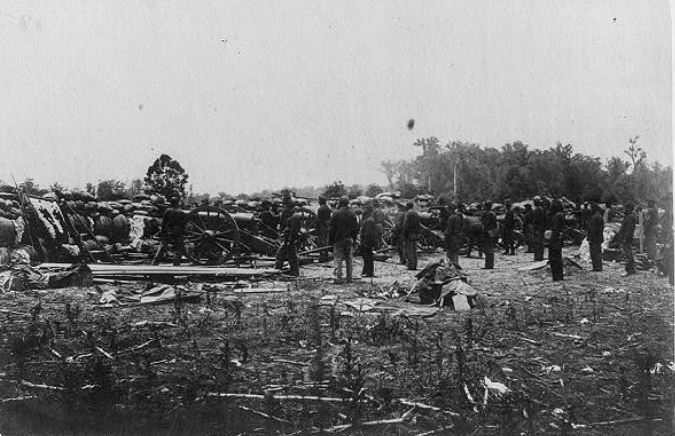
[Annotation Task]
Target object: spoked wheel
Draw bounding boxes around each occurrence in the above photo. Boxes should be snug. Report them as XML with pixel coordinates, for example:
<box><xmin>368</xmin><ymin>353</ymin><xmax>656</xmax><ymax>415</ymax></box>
<box><xmin>185</xmin><ymin>205</ymin><xmax>241</xmax><ymax>265</ymax></box>
<box><xmin>295</xmin><ymin>208</ymin><xmax>318</xmax><ymax>253</ymax></box>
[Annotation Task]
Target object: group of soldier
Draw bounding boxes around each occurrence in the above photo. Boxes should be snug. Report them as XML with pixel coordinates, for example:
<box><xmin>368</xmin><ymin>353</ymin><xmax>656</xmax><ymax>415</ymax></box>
<box><xmin>429</xmin><ymin>196</ymin><xmax>671</xmax><ymax>282</ymax></box>
<box><xmin>153</xmin><ymin>193</ymin><xmax>674</xmax><ymax>286</ymax></box>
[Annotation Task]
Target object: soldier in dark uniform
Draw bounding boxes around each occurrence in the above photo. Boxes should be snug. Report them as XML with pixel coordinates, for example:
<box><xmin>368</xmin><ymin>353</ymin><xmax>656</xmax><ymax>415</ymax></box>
<box><xmin>502</xmin><ymin>199</ymin><xmax>516</xmax><ymax>255</ymax></box>
<box><xmin>643</xmin><ymin>199</ymin><xmax>658</xmax><ymax>261</ymax></box>
<box><xmin>402</xmin><ymin>201</ymin><xmax>421</xmax><ymax>270</ymax></box>
<box><xmin>258</xmin><ymin>200</ymin><xmax>279</xmax><ymax>239</ymax></box>
<box><xmin>619</xmin><ymin>203</ymin><xmax>637</xmax><ymax>277</ymax></box>
<box><xmin>549</xmin><ymin>200</ymin><xmax>565</xmax><ymax>281</ymax></box>
<box><xmin>152</xmin><ymin>197</ymin><xmax>189</xmax><ymax>266</ymax></box>
<box><xmin>532</xmin><ymin>197</ymin><xmax>547</xmax><ymax>261</ymax></box>
<box><xmin>522</xmin><ymin>203</ymin><xmax>534</xmax><ymax>253</ymax></box>
<box><xmin>481</xmin><ymin>201</ymin><xmax>497</xmax><ymax>269</ymax></box>
<box><xmin>316</xmin><ymin>196</ymin><xmax>331</xmax><ymax>262</ymax></box>
<box><xmin>278</xmin><ymin>196</ymin><xmax>294</xmax><ymax>233</ymax></box>
<box><xmin>587</xmin><ymin>201</ymin><xmax>604</xmax><ymax>271</ymax></box>
<box><xmin>360</xmin><ymin>204</ymin><xmax>380</xmax><ymax>277</ymax></box>
<box><xmin>444</xmin><ymin>202</ymin><xmax>464</xmax><ymax>266</ymax></box>
<box><xmin>274</xmin><ymin>205</ymin><xmax>302</xmax><ymax>276</ymax></box>
<box><xmin>392</xmin><ymin>203</ymin><xmax>407</xmax><ymax>265</ymax></box>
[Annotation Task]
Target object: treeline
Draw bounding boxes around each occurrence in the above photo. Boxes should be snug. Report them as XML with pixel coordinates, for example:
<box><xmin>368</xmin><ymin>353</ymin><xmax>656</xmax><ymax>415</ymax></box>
<box><xmin>380</xmin><ymin>137</ymin><xmax>672</xmax><ymax>204</ymax></box>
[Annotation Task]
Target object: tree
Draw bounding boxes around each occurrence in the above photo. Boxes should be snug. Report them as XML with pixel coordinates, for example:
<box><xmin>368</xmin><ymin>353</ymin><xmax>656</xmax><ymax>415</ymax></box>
<box><xmin>144</xmin><ymin>154</ymin><xmax>189</xmax><ymax>199</ymax></box>
<box><xmin>19</xmin><ymin>178</ymin><xmax>48</xmax><ymax>196</ymax></box>
<box><xmin>85</xmin><ymin>182</ymin><xmax>96</xmax><ymax>196</ymax></box>
<box><xmin>128</xmin><ymin>178</ymin><xmax>144</xmax><ymax>197</ymax></box>
<box><xmin>624</xmin><ymin>136</ymin><xmax>646</xmax><ymax>171</ymax></box>
<box><xmin>365</xmin><ymin>184</ymin><xmax>384</xmax><ymax>197</ymax></box>
<box><xmin>347</xmin><ymin>184</ymin><xmax>363</xmax><ymax>199</ymax></box>
<box><xmin>323</xmin><ymin>181</ymin><xmax>347</xmax><ymax>198</ymax></box>
<box><xmin>380</xmin><ymin>160</ymin><xmax>399</xmax><ymax>189</ymax></box>
<box><xmin>97</xmin><ymin>179</ymin><xmax>126</xmax><ymax>201</ymax></box>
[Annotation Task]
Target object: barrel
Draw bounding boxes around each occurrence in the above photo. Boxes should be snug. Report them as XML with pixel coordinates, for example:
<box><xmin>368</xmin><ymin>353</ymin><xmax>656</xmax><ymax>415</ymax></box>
<box><xmin>111</xmin><ymin>214</ymin><xmax>131</xmax><ymax>241</ymax></box>
<box><xmin>0</xmin><ymin>217</ymin><xmax>15</xmax><ymax>247</ymax></box>
<box><xmin>93</xmin><ymin>215</ymin><xmax>112</xmax><ymax>237</ymax></box>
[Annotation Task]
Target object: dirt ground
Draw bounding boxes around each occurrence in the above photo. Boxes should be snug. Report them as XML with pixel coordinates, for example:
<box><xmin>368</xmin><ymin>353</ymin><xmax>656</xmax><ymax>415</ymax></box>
<box><xmin>0</xmin><ymin>246</ymin><xmax>673</xmax><ymax>435</ymax></box>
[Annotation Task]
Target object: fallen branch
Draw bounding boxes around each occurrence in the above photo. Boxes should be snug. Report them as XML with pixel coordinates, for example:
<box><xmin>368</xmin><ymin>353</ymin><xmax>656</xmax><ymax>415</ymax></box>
<box><xmin>413</xmin><ymin>425</ymin><xmax>455</xmax><ymax>436</ymax></box>
<box><xmin>396</xmin><ymin>399</ymin><xmax>460</xmax><ymax>417</ymax></box>
<box><xmin>207</xmin><ymin>392</ymin><xmax>346</xmax><ymax>402</ymax></box>
<box><xmin>95</xmin><ymin>346</ymin><xmax>115</xmax><ymax>360</ymax></box>
<box><xmin>20</xmin><ymin>380</ymin><xmax>65</xmax><ymax>391</ymax></box>
<box><xmin>313</xmin><ymin>417</ymin><xmax>407</xmax><ymax>434</ymax></box>
<box><xmin>585</xmin><ymin>417</ymin><xmax>662</xmax><ymax>427</ymax></box>
<box><xmin>1</xmin><ymin>395</ymin><xmax>37</xmax><ymax>403</ymax></box>
<box><xmin>272</xmin><ymin>359</ymin><xmax>311</xmax><ymax>367</ymax></box>
<box><xmin>238</xmin><ymin>404</ymin><xmax>291</xmax><ymax>424</ymax></box>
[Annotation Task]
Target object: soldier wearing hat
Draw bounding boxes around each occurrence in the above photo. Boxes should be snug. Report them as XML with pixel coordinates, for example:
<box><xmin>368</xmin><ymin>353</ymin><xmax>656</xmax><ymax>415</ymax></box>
<box><xmin>317</xmin><ymin>196</ymin><xmax>331</xmax><ymax>262</ymax></box>
<box><xmin>274</xmin><ymin>205</ymin><xmax>302</xmax><ymax>276</ymax></box>
<box><xmin>481</xmin><ymin>201</ymin><xmax>498</xmax><ymax>269</ymax></box>
<box><xmin>643</xmin><ymin>198</ymin><xmax>658</xmax><ymax>260</ymax></box>
<box><xmin>618</xmin><ymin>203</ymin><xmax>637</xmax><ymax>277</ymax></box>
<box><xmin>402</xmin><ymin>201</ymin><xmax>421</xmax><ymax>270</ymax></box>
<box><xmin>549</xmin><ymin>200</ymin><xmax>565</xmax><ymax>281</ymax></box>
<box><xmin>444</xmin><ymin>202</ymin><xmax>464</xmax><ymax>266</ymax></box>
<box><xmin>532</xmin><ymin>196</ymin><xmax>547</xmax><ymax>261</ymax></box>
<box><xmin>502</xmin><ymin>199</ymin><xmax>515</xmax><ymax>255</ymax></box>
<box><xmin>587</xmin><ymin>201</ymin><xmax>604</xmax><ymax>271</ymax></box>
<box><xmin>329</xmin><ymin>197</ymin><xmax>359</xmax><ymax>283</ymax></box>
<box><xmin>392</xmin><ymin>202</ymin><xmax>407</xmax><ymax>265</ymax></box>
<box><xmin>152</xmin><ymin>197</ymin><xmax>188</xmax><ymax>266</ymax></box>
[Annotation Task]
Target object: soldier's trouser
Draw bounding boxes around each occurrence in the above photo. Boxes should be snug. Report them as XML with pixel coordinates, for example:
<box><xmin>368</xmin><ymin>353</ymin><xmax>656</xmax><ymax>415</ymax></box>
<box><xmin>483</xmin><ymin>236</ymin><xmax>494</xmax><ymax>269</ymax></box>
<box><xmin>623</xmin><ymin>242</ymin><xmax>635</xmax><ymax>274</ymax></box>
<box><xmin>334</xmin><ymin>239</ymin><xmax>353</xmax><ymax>282</ymax></box>
<box><xmin>153</xmin><ymin>236</ymin><xmax>185</xmax><ymax>266</ymax></box>
<box><xmin>361</xmin><ymin>244</ymin><xmax>375</xmax><ymax>277</ymax></box>
<box><xmin>533</xmin><ymin>230</ymin><xmax>545</xmax><ymax>261</ymax></box>
<box><xmin>445</xmin><ymin>238</ymin><xmax>459</xmax><ymax>267</ymax></box>
<box><xmin>394</xmin><ymin>234</ymin><xmax>406</xmax><ymax>265</ymax></box>
<box><xmin>275</xmin><ymin>242</ymin><xmax>299</xmax><ymax>276</ymax></box>
<box><xmin>589</xmin><ymin>241</ymin><xmax>602</xmax><ymax>271</ymax></box>
<box><xmin>318</xmin><ymin>228</ymin><xmax>329</xmax><ymax>262</ymax></box>
<box><xmin>549</xmin><ymin>237</ymin><xmax>563</xmax><ymax>281</ymax></box>
<box><xmin>645</xmin><ymin>230</ymin><xmax>657</xmax><ymax>261</ymax></box>
<box><xmin>502</xmin><ymin>230</ymin><xmax>514</xmax><ymax>254</ymax></box>
<box><xmin>405</xmin><ymin>234</ymin><xmax>418</xmax><ymax>270</ymax></box>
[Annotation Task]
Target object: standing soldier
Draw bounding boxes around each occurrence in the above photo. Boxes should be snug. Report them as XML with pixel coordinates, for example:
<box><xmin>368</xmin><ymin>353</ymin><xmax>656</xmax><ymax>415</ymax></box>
<box><xmin>444</xmin><ymin>202</ymin><xmax>463</xmax><ymax>266</ymax></box>
<box><xmin>618</xmin><ymin>203</ymin><xmax>637</xmax><ymax>277</ymax></box>
<box><xmin>481</xmin><ymin>201</ymin><xmax>498</xmax><ymax>269</ymax></box>
<box><xmin>402</xmin><ymin>201</ymin><xmax>421</xmax><ymax>270</ymax></box>
<box><xmin>549</xmin><ymin>200</ymin><xmax>565</xmax><ymax>281</ymax></box>
<box><xmin>522</xmin><ymin>203</ymin><xmax>534</xmax><ymax>253</ymax></box>
<box><xmin>502</xmin><ymin>199</ymin><xmax>515</xmax><ymax>255</ymax></box>
<box><xmin>587</xmin><ymin>201</ymin><xmax>604</xmax><ymax>272</ymax></box>
<box><xmin>329</xmin><ymin>197</ymin><xmax>359</xmax><ymax>283</ymax></box>
<box><xmin>643</xmin><ymin>199</ymin><xmax>658</xmax><ymax>261</ymax></box>
<box><xmin>278</xmin><ymin>196</ymin><xmax>294</xmax><ymax>232</ymax></box>
<box><xmin>152</xmin><ymin>197</ymin><xmax>189</xmax><ymax>266</ymax></box>
<box><xmin>371</xmin><ymin>198</ymin><xmax>386</xmax><ymax>247</ymax></box>
<box><xmin>274</xmin><ymin>205</ymin><xmax>302</xmax><ymax>276</ymax></box>
<box><xmin>532</xmin><ymin>197</ymin><xmax>547</xmax><ymax>261</ymax></box>
<box><xmin>316</xmin><ymin>196</ymin><xmax>331</xmax><ymax>262</ymax></box>
<box><xmin>360</xmin><ymin>204</ymin><xmax>380</xmax><ymax>277</ymax></box>
<box><xmin>392</xmin><ymin>203</ymin><xmax>407</xmax><ymax>265</ymax></box>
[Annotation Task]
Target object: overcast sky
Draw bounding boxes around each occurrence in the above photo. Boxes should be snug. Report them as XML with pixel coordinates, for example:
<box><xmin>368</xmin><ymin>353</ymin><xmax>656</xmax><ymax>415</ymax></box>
<box><xmin>0</xmin><ymin>0</ymin><xmax>672</xmax><ymax>194</ymax></box>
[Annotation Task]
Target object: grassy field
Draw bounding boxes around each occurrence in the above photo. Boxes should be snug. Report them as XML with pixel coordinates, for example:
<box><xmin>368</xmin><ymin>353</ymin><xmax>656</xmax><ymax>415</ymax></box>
<box><xmin>0</xmin><ymin>248</ymin><xmax>673</xmax><ymax>435</ymax></box>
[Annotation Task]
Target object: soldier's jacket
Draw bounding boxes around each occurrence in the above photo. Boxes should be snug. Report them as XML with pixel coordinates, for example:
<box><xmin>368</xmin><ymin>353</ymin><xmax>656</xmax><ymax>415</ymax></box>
<box><xmin>587</xmin><ymin>212</ymin><xmax>604</xmax><ymax>244</ymax></box>
<box><xmin>619</xmin><ymin>212</ymin><xmax>637</xmax><ymax>243</ymax></box>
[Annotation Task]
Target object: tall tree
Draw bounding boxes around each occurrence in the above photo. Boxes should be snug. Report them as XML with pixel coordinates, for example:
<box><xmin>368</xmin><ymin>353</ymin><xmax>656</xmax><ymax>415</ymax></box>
<box><xmin>144</xmin><ymin>154</ymin><xmax>189</xmax><ymax>199</ymax></box>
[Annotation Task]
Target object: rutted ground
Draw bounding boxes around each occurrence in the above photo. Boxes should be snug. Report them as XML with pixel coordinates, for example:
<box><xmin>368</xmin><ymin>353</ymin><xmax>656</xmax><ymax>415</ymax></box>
<box><xmin>0</xmin><ymin>247</ymin><xmax>672</xmax><ymax>435</ymax></box>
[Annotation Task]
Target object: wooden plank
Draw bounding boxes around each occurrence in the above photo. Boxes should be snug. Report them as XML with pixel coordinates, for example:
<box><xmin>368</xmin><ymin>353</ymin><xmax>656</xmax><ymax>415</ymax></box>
<box><xmin>37</xmin><ymin>263</ymin><xmax>280</xmax><ymax>278</ymax></box>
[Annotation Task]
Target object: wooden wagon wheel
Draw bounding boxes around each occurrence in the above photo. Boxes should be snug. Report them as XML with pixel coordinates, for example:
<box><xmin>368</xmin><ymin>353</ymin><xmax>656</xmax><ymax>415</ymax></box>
<box><xmin>185</xmin><ymin>205</ymin><xmax>241</xmax><ymax>265</ymax></box>
<box><xmin>295</xmin><ymin>209</ymin><xmax>318</xmax><ymax>253</ymax></box>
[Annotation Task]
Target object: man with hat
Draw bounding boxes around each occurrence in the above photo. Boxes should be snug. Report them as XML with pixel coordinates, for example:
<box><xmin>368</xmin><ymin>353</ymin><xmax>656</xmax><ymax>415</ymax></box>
<box><xmin>444</xmin><ymin>202</ymin><xmax>463</xmax><ymax>266</ymax></box>
<box><xmin>548</xmin><ymin>200</ymin><xmax>565</xmax><ymax>281</ymax></box>
<box><xmin>316</xmin><ymin>196</ymin><xmax>332</xmax><ymax>262</ymax></box>
<box><xmin>360</xmin><ymin>203</ymin><xmax>380</xmax><ymax>277</ymax></box>
<box><xmin>502</xmin><ymin>198</ymin><xmax>515</xmax><ymax>255</ymax></box>
<box><xmin>587</xmin><ymin>201</ymin><xmax>604</xmax><ymax>271</ymax></box>
<box><xmin>532</xmin><ymin>196</ymin><xmax>547</xmax><ymax>261</ymax></box>
<box><xmin>152</xmin><ymin>197</ymin><xmax>188</xmax><ymax>266</ymax></box>
<box><xmin>481</xmin><ymin>201</ymin><xmax>498</xmax><ymax>269</ymax></box>
<box><xmin>274</xmin><ymin>204</ymin><xmax>302</xmax><ymax>277</ymax></box>
<box><xmin>392</xmin><ymin>202</ymin><xmax>407</xmax><ymax>265</ymax></box>
<box><xmin>329</xmin><ymin>197</ymin><xmax>359</xmax><ymax>283</ymax></box>
<box><xmin>618</xmin><ymin>203</ymin><xmax>638</xmax><ymax>277</ymax></box>
<box><xmin>402</xmin><ymin>201</ymin><xmax>421</xmax><ymax>270</ymax></box>
<box><xmin>643</xmin><ymin>198</ymin><xmax>658</xmax><ymax>261</ymax></box>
